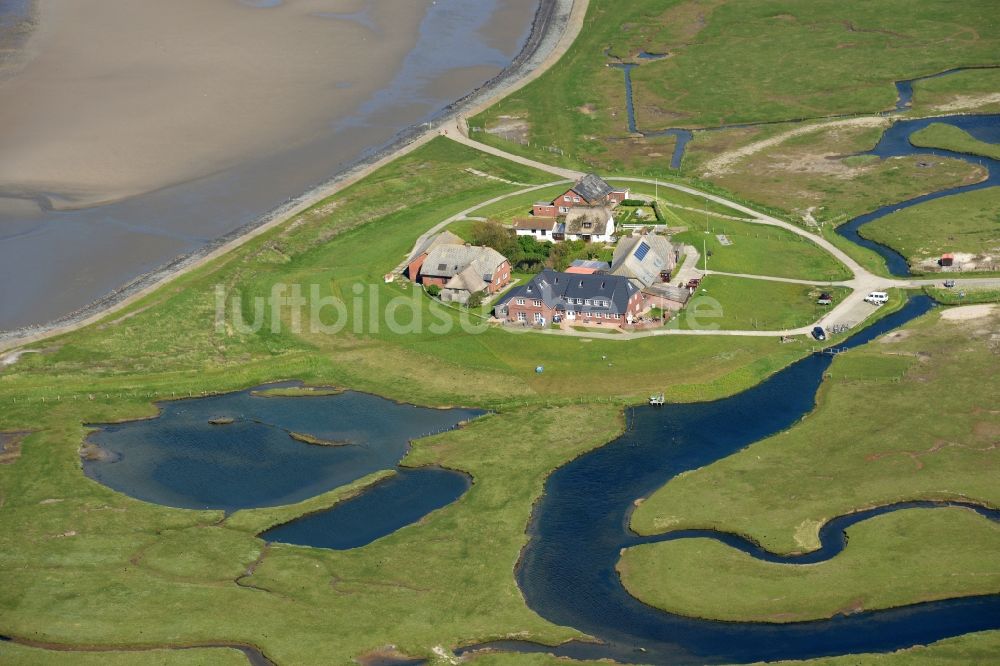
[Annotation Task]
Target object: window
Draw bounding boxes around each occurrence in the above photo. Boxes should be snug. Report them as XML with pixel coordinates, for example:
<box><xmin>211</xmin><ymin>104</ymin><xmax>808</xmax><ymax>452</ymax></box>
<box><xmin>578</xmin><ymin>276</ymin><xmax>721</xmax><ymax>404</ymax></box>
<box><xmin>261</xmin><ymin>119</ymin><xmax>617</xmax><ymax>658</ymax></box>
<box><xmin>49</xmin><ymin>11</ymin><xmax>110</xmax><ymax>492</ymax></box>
<box><xmin>595</xmin><ymin>313</ymin><xmax>602</xmax><ymax>319</ymax></box>
<box><xmin>584</xmin><ymin>299</ymin><xmax>592</xmax><ymax>306</ymax></box>
<box><xmin>573</xmin><ymin>196</ymin><xmax>580</xmax><ymax>203</ymax></box>
<box><xmin>567</xmin><ymin>310</ymin><xmax>575</xmax><ymax>316</ymax></box>
<box><xmin>517</xmin><ymin>312</ymin><xmax>526</xmax><ymax>321</ymax></box>
<box><xmin>534</xmin><ymin>313</ymin><xmax>543</xmax><ymax>323</ymax></box>
<box><xmin>540</xmin><ymin>229</ymin><xmax>546</xmax><ymax>236</ymax></box>
<box><xmin>634</xmin><ymin>241</ymin><xmax>651</xmax><ymax>261</ymax></box>
<box><xmin>532</xmin><ymin>299</ymin><xmax>542</xmax><ymax>307</ymax></box>
<box><xmin>516</xmin><ymin>298</ymin><xmax>525</xmax><ymax>305</ymax></box>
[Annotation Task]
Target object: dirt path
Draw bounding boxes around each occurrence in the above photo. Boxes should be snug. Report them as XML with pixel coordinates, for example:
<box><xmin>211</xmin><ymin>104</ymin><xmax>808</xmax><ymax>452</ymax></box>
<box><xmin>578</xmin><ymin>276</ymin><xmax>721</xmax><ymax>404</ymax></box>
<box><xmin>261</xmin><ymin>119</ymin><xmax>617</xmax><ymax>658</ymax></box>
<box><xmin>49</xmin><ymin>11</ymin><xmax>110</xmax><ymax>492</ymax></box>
<box><xmin>699</xmin><ymin>116</ymin><xmax>890</xmax><ymax>177</ymax></box>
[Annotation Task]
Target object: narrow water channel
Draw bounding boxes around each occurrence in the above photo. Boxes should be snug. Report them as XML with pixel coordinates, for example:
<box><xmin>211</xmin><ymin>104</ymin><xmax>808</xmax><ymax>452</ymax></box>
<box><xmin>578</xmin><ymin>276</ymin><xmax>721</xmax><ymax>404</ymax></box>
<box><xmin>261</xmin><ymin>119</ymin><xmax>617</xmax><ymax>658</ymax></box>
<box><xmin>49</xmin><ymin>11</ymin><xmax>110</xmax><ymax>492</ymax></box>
<box><xmin>834</xmin><ymin>113</ymin><xmax>1000</xmax><ymax>276</ymax></box>
<box><xmin>463</xmin><ymin>295</ymin><xmax>1000</xmax><ymax>664</ymax></box>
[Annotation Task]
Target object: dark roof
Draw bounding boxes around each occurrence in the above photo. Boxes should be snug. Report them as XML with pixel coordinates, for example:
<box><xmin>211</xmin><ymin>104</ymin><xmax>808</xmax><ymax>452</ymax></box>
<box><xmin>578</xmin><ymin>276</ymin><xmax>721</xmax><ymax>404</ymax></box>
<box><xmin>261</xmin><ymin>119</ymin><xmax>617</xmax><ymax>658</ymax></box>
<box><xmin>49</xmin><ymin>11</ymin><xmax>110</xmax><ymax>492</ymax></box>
<box><xmin>497</xmin><ymin>269</ymin><xmax>638</xmax><ymax>315</ymax></box>
<box><xmin>570</xmin><ymin>173</ymin><xmax>615</xmax><ymax>203</ymax></box>
<box><xmin>513</xmin><ymin>217</ymin><xmax>558</xmax><ymax>231</ymax></box>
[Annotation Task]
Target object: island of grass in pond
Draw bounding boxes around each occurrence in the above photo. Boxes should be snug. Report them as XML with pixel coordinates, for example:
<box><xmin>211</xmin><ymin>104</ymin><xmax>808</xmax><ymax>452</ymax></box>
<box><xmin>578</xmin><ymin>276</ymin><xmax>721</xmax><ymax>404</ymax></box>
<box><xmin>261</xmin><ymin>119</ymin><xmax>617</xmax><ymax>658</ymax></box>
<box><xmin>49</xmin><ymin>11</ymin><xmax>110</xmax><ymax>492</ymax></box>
<box><xmin>83</xmin><ymin>387</ymin><xmax>482</xmax><ymax>512</ymax></box>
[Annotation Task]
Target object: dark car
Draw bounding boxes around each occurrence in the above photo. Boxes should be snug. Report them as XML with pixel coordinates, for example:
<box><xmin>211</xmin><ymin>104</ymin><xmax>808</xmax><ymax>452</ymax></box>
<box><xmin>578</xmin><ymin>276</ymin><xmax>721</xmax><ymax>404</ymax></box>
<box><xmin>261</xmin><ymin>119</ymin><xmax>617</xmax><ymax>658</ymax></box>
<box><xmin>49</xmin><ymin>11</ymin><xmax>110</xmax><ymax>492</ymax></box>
<box><xmin>812</xmin><ymin>326</ymin><xmax>826</xmax><ymax>341</ymax></box>
<box><xmin>943</xmin><ymin>279</ymin><xmax>956</xmax><ymax>288</ymax></box>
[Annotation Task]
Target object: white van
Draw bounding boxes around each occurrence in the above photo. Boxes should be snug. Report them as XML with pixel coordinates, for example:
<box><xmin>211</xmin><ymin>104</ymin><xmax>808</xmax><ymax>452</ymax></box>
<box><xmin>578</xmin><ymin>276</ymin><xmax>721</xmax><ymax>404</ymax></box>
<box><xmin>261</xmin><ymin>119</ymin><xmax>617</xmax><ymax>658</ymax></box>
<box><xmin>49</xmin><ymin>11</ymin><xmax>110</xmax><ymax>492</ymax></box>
<box><xmin>865</xmin><ymin>291</ymin><xmax>889</xmax><ymax>305</ymax></box>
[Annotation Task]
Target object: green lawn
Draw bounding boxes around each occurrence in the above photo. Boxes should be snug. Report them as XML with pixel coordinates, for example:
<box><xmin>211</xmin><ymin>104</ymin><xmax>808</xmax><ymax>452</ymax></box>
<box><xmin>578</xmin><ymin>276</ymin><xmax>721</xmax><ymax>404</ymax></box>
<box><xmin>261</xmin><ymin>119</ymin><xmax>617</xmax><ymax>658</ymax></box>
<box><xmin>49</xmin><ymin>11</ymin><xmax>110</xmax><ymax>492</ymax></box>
<box><xmin>678</xmin><ymin>275</ymin><xmax>850</xmax><ymax>331</ymax></box>
<box><xmin>632</xmin><ymin>306</ymin><xmax>1000</xmax><ymax>555</ymax></box>
<box><xmin>858</xmin><ymin>187</ymin><xmax>1000</xmax><ymax>273</ymax></box>
<box><xmin>910</xmin><ymin>123</ymin><xmax>1000</xmax><ymax>160</ymax></box>
<box><xmin>619</xmin><ymin>507</ymin><xmax>1000</xmax><ymax>622</ymax></box>
<box><xmin>608</xmin><ymin>180</ymin><xmax>753</xmax><ymax>219</ymax></box>
<box><xmin>470</xmin><ymin>184</ymin><xmax>570</xmax><ymax>222</ymax></box>
<box><xmin>668</xmin><ymin>215</ymin><xmax>851</xmax><ymax>281</ymax></box>
<box><xmin>445</xmin><ymin>217</ymin><xmax>480</xmax><ymax>241</ymax></box>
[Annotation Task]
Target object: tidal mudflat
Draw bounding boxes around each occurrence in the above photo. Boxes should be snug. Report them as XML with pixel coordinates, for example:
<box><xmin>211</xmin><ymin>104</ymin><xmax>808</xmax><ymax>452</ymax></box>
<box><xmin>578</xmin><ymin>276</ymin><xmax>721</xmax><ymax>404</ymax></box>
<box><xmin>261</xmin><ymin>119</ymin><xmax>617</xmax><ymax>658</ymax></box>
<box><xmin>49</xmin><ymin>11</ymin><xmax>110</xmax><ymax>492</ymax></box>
<box><xmin>0</xmin><ymin>0</ymin><xmax>537</xmax><ymax>330</ymax></box>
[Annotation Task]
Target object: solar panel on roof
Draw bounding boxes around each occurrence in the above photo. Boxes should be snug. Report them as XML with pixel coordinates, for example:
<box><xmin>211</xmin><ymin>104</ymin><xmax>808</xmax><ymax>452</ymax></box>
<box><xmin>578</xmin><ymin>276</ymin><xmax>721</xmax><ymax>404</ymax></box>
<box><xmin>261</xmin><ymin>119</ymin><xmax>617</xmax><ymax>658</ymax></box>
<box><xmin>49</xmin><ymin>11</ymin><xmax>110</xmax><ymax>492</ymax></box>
<box><xmin>634</xmin><ymin>241</ymin><xmax>651</xmax><ymax>261</ymax></box>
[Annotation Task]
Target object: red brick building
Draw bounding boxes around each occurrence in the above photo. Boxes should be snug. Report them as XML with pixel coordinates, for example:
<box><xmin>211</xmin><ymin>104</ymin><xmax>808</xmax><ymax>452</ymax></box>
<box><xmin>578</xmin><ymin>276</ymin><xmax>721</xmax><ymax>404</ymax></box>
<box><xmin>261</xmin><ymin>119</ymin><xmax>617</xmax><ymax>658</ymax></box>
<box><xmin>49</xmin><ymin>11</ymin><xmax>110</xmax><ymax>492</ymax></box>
<box><xmin>495</xmin><ymin>269</ymin><xmax>645</xmax><ymax>327</ymax></box>
<box><xmin>531</xmin><ymin>173</ymin><xmax>629</xmax><ymax>218</ymax></box>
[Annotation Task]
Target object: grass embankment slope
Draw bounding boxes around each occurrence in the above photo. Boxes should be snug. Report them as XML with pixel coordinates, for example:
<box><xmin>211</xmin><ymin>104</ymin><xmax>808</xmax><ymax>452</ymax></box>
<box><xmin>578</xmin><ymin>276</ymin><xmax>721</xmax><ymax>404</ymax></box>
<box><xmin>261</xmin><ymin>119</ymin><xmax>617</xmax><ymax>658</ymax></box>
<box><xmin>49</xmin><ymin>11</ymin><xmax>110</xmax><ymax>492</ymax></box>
<box><xmin>470</xmin><ymin>0</ymin><xmax>1000</xmax><ymax>174</ymax></box>
<box><xmin>910</xmin><ymin>122</ymin><xmax>1000</xmax><ymax>160</ymax></box>
<box><xmin>859</xmin><ymin>187</ymin><xmax>1000</xmax><ymax>273</ymax></box>
<box><xmin>624</xmin><ymin>306</ymin><xmax>1000</xmax><ymax>621</ymax></box>
<box><xmin>0</xmin><ymin>139</ymin><xmax>822</xmax><ymax>663</ymax></box>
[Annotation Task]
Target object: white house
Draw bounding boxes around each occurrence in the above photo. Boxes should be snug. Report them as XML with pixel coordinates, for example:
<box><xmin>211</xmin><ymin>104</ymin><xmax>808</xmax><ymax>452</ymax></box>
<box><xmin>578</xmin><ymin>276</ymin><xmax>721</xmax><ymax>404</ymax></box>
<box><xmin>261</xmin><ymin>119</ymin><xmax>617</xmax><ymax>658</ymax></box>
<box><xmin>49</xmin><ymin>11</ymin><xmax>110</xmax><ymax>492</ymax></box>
<box><xmin>564</xmin><ymin>206</ymin><xmax>615</xmax><ymax>243</ymax></box>
<box><xmin>512</xmin><ymin>217</ymin><xmax>564</xmax><ymax>243</ymax></box>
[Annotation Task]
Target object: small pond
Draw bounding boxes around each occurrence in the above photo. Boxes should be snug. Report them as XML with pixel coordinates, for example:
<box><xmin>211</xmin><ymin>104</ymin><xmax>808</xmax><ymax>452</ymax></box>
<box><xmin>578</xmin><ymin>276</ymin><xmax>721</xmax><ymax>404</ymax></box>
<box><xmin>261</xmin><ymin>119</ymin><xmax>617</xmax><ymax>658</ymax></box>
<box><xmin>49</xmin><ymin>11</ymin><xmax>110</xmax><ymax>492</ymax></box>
<box><xmin>260</xmin><ymin>467</ymin><xmax>471</xmax><ymax>550</ymax></box>
<box><xmin>83</xmin><ymin>387</ymin><xmax>482</xmax><ymax>513</ymax></box>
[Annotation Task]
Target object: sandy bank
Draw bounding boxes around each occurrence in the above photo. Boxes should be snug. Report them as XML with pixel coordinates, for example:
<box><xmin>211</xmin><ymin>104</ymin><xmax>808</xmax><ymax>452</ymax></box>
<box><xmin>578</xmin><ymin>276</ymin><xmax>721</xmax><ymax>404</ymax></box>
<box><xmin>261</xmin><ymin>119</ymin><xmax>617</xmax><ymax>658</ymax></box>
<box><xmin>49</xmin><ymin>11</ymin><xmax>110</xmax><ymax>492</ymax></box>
<box><xmin>940</xmin><ymin>303</ymin><xmax>996</xmax><ymax>321</ymax></box>
<box><xmin>0</xmin><ymin>0</ymin><xmax>430</xmax><ymax>210</ymax></box>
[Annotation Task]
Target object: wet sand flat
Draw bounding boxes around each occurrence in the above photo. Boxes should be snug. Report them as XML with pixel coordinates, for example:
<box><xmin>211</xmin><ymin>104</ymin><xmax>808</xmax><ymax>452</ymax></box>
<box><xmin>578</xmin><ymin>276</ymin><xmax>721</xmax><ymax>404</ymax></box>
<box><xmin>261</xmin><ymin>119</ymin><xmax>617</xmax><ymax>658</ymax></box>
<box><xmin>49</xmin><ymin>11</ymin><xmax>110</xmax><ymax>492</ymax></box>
<box><xmin>0</xmin><ymin>0</ymin><xmax>539</xmax><ymax>331</ymax></box>
<box><xmin>0</xmin><ymin>0</ymin><xmax>430</xmax><ymax>210</ymax></box>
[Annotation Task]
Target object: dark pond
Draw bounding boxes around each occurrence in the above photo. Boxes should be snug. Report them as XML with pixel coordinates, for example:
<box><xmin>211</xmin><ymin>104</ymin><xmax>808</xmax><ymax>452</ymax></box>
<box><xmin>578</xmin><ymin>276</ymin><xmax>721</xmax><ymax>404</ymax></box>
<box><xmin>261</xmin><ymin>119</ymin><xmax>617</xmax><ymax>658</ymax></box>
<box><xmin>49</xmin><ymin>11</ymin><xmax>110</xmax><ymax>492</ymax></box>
<box><xmin>460</xmin><ymin>295</ymin><xmax>1000</xmax><ymax>663</ymax></box>
<box><xmin>83</xmin><ymin>388</ymin><xmax>482</xmax><ymax>513</ymax></box>
<box><xmin>260</xmin><ymin>467</ymin><xmax>471</xmax><ymax>550</ymax></box>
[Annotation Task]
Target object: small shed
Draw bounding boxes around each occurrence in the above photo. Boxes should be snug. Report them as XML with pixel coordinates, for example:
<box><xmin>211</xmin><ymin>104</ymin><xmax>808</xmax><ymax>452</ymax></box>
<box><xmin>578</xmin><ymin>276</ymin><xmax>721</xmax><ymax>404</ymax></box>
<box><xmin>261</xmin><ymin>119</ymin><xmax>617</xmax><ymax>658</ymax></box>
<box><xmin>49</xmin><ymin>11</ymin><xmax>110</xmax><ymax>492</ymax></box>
<box><xmin>940</xmin><ymin>253</ymin><xmax>955</xmax><ymax>267</ymax></box>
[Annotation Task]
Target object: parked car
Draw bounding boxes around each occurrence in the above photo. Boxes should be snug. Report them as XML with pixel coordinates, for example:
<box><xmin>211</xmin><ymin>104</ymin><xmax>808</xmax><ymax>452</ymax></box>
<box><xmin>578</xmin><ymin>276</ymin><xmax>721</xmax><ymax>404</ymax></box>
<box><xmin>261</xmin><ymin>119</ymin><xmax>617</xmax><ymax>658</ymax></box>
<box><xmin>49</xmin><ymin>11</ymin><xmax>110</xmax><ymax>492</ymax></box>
<box><xmin>812</xmin><ymin>326</ymin><xmax>826</xmax><ymax>341</ymax></box>
<box><xmin>943</xmin><ymin>280</ymin><xmax>956</xmax><ymax>288</ymax></box>
<box><xmin>864</xmin><ymin>291</ymin><xmax>889</xmax><ymax>305</ymax></box>
<box><xmin>817</xmin><ymin>292</ymin><xmax>833</xmax><ymax>305</ymax></box>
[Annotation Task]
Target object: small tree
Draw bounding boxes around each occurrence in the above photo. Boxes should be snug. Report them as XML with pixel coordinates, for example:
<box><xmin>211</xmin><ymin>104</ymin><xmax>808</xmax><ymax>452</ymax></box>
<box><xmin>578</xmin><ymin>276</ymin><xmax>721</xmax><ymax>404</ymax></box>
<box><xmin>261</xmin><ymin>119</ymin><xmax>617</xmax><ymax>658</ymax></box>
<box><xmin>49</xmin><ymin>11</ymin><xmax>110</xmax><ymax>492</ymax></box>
<box><xmin>470</xmin><ymin>219</ymin><xmax>517</xmax><ymax>257</ymax></box>
<box><xmin>425</xmin><ymin>284</ymin><xmax>441</xmax><ymax>297</ymax></box>
<box><xmin>466</xmin><ymin>291</ymin><xmax>484</xmax><ymax>309</ymax></box>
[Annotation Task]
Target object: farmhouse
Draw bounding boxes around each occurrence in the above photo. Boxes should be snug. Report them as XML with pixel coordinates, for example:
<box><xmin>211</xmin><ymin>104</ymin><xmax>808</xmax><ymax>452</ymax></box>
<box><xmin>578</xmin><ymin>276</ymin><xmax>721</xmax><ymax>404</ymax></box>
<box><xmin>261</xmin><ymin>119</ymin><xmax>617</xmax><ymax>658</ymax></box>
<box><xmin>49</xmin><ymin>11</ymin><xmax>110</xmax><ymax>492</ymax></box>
<box><xmin>532</xmin><ymin>173</ymin><xmax>629</xmax><ymax>217</ymax></box>
<box><xmin>610</xmin><ymin>233</ymin><xmax>676</xmax><ymax>288</ymax></box>
<box><xmin>564</xmin><ymin>206</ymin><xmax>615</xmax><ymax>242</ymax></box>
<box><xmin>495</xmin><ymin>268</ymin><xmax>644</xmax><ymax>327</ymax></box>
<box><xmin>512</xmin><ymin>217</ymin><xmax>565</xmax><ymax>242</ymax></box>
<box><xmin>407</xmin><ymin>232</ymin><xmax>511</xmax><ymax>304</ymax></box>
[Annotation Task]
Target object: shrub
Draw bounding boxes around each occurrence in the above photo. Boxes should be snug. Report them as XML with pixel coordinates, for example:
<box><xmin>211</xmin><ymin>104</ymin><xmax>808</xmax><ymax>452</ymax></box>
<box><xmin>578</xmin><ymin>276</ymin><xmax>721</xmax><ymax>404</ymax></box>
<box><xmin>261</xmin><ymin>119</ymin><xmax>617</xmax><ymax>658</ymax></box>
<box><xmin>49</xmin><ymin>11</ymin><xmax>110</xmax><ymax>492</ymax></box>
<box><xmin>425</xmin><ymin>284</ymin><xmax>441</xmax><ymax>297</ymax></box>
<box><xmin>466</xmin><ymin>291</ymin><xmax>484</xmax><ymax>309</ymax></box>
